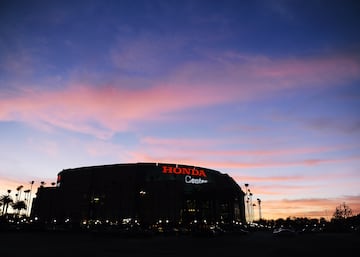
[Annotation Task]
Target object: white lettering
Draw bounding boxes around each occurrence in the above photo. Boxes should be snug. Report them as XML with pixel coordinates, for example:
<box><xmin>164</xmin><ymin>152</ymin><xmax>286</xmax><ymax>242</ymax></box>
<box><xmin>185</xmin><ymin>175</ymin><xmax>208</xmax><ymax>184</ymax></box>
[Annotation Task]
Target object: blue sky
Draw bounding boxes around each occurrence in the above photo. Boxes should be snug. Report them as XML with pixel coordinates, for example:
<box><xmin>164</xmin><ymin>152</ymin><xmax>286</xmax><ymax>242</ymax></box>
<box><xmin>1</xmin><ymin>0</ymin><xmax>359</xmax><ymax>219</ymax></box>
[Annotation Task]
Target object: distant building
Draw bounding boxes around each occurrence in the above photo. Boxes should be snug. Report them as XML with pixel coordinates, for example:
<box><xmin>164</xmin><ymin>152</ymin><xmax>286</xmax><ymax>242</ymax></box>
<box><xmin>31</xmin><ymin>163</ymin><xmax>246</xmax><ymax>227</ymax></box>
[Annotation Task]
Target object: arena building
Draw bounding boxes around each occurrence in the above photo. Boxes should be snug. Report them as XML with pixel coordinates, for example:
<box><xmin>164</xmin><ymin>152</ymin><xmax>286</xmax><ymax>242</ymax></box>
<box><xmin>31</xmin><ymin>163</ymin><xmax>246</xmax><ymax>229</ymax></box>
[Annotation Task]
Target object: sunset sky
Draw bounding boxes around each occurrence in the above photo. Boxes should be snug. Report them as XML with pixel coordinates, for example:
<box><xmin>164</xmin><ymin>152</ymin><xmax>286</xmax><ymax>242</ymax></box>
<box><xmin>0</xmin><ymin>0</ymin><xmax>359</xmax><ymax>220</ymax></box>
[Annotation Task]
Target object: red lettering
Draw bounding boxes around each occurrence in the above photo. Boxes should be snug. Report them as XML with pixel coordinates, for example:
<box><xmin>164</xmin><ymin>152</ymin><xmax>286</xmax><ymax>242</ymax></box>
<box><xmin>173</xmin><ymin>167</ymin><xmax>182</xmax><ymax>174</ymax></box>
<box><xmin>199</xmin><ymin>170</ymin><xmax>207</xmax><ymax>177</ymax></box>
<box><xmin>161</xmin><ymin>166</ymin><xmax>207</xmax><ymax>177</ymax></box>
<box><xmin>162</xmin><ymin>166</ymin><xmax>173</xmax><ymax>174</ymax></box>
<box><xmin>182</xmin><ymin>168</ymin><xmax>190</xmax><ymax>175</ymax></box>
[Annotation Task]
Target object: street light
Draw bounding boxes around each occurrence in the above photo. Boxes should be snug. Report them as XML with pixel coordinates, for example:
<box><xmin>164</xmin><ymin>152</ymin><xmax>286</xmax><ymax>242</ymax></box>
<box><xmin>28</xmin><ymin>181</ymin><xmax>34</xmax><ymax>217</ymax></box>
<box><xmin>249</xmin><ymin>191</ymin><xmax>253</xmax><ymax>223</ymax></box>
<box><xmin>257</xmin><ymin>198</ymin><xmax>262</xmax><ymax>220</ymax></box>
<box><xmin>244</xmin><ymin>184</ymin><xmax>249</xmax><ymax>223</ymax></box>
<box><xmin>252</xmin><ymin>203</ymin><xmax>256</xmax><ymax>223</ymax></box>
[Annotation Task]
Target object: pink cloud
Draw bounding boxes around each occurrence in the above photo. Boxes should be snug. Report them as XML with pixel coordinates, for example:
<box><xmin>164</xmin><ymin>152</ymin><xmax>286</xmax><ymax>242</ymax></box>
<box><xmin>126</xmin><ymin>151</ymin><xmax>352</xmax><ymax>170</ymax></box>
<box><xmin>215</xmin><ymin>51</ymin><xmax>360</xmax><ymax>87</ymax></box>
<box><xmin>233</xmin><ymin>169</ymin><xmax>359</xmax><ymax>185</ymax></box>
<box><xmin>110</xmin><ymin>33</ymin><xmax>360</xmax><ymax>92</ymax></box>
<box><xmin>1</xmin><ymin>51</ymin><xmax>359</xmax><ymax>139</ymax></box>
<box><xmin>0</xmin><ymin>84</ymin><xmax>228</xmax><ymax>139</ymax></box>
<box><xmin>191</xmin><ymin>147</ymin><xmax>335</xmax><ymax>158</ymax></box>
<box><xmin>253</xmin><ymin>56</ymin><xmax>359</xmax><ymax>82</ymax></box>
<box><xmin>140</xmin><ymin>136</ymin><xmax>224</xmax><ymax>149</ymax></box>
<box><xmin>232</xmin><ymin>175</ymin><xmax>303</xmax><ymax>182</ymax></box>
<box><xmin>138</xmin><ymin>136</ymin><xmax>353</xmax><ymax>163</ymax></box>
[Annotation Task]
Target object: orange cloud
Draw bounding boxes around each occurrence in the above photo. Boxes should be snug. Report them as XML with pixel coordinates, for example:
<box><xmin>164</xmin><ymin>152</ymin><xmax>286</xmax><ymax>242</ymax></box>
<box><xmin>0</xmin><ymin>177</ymin><xmax>25</xmax><ymax>194</ymax></box>
<box><xmin>0</xmin><ymin>174</ymin><xmax>55</xmax><ymax>190</ymax></box>
<box><xmin>262</xmin><ymin>196</ymin><xmax>360</xmax><ymax>220</ymax></box>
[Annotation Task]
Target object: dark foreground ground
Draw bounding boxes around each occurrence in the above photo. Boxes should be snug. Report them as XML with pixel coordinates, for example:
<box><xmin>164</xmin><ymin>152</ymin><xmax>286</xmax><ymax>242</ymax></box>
<box><xmin>1</xmin><ymin>231</ymin><xmax>359</xmax><ymax>257</ymax></box>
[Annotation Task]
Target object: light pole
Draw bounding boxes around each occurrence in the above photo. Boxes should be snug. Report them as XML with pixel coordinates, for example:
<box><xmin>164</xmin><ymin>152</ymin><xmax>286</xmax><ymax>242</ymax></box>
<box><xmin>249</xmin><ymin>191</ymin><xmax>253</xmax><ymax>223</ymax></box>
<box><xmin>16</xmin><ymin>185</ymin><xmax>23</xmax><ymax>201</ymax></box>
<box><xmin>28</xmin><ymin>181</ymin><xmax>34</xmax><ymax>217</ymax></box>
<box><xmin>252</xmin><ymin>203</ymin><xmax>256</xmax><ymax>223</ymax></box>
<box><xmin>23</xmin><ymin>189</ymin><xmax>30</xmax><ymax>216</ymax></box>
<box><xmin>5</xmin><ymin>190</ymin><xmax>11</xmax><ymax>216</ymax></box>
<box><xmin>257</xmin><ymin>198</ymin><xmax>262</xmax><ymax>221</ymax></box>
<box><xmin>244</xmin><ymin>184</ymin><xmax>249</xmax><ymax>223</ymax></box>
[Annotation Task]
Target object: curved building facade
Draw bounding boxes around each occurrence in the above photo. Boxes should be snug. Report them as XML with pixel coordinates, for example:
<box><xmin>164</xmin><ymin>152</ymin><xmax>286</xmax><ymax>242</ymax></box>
<box><xmin>32</xmin><ymin>163</ymin><xmax>246</xmax><ymax>227</ymax></box>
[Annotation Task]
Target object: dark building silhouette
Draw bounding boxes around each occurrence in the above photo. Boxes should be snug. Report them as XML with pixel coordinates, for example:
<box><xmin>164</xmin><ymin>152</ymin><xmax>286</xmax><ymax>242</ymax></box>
<box><xmin>31</xmin><ymin>163</ymin><xmax>246</xmax><ymax>228</ymax></box>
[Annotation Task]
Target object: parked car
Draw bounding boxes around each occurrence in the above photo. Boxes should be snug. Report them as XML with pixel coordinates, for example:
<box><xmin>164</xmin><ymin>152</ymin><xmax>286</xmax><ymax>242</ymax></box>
<box><xmin>273</xmin><ymin>227</ymin><xmax>297</xmax><ymax>236</ymax></box>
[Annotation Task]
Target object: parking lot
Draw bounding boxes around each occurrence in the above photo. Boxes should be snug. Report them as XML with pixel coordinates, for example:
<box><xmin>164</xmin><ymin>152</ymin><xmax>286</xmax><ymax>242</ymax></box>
<box><xmin>1</xmin><ymin>230</ymin><xmax>359</xmax><ymax>257</ymax></box>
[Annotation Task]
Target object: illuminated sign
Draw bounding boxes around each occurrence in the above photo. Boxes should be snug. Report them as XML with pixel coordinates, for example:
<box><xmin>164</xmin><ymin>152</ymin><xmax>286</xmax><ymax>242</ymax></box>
<box><xmin>161</xmin><ymin>165</ymin><xmax>209</xmax><ymax>184</ymax></box>
<box><xmin>185</xmin><ymin>175</ymin><xmax>208</xmax><ymax>184</ymax></box>
<box><xmin>162</xmin><ymin>165</ymin><xmax>207</xmax><ymax>177</ymax></box>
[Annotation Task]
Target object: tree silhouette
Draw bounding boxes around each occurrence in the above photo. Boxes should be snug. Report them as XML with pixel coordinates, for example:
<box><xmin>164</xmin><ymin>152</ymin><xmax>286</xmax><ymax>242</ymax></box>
<box><xmin>333</xmin><ymin>202</ymin><xmax>353</xmax><ymax>219</ymax></box>
<box><xmin>12</xmin><ymin>200</ymin><xmax>27</xmax><ymax>216</ymax></box>
<box><xmin>0</xmin><ymin>194</ymin><xmax>13</xmax><ymax>216</ymax></box>
<box><xmin>16</xmin><ymin>185</ymin><xmax>24</xmax><ymax>201</ymax></box>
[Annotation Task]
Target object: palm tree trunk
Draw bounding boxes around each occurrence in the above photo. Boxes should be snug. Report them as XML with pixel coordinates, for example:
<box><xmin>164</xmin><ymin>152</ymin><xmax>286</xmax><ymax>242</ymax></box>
<box><xmin>5</xmin><ymin>203</ymin><xmax>9</xmax><ymax>215</ymax></box>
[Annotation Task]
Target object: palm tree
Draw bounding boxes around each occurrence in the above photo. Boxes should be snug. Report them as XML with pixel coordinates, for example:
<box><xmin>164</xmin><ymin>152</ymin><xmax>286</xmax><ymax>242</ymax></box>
<box><xmin>0</xmin><ymin>194</ymin><xmax>13</xmax><ymax>216</ymax></box>
<box><xmin>28</xmin><ymin>181</ymin><xmax>35</xmax><ymax>216</ymax></box>
<box><xmin>12</xmin><ymin>200</ymin><xmax>27</xmax><ymax>217</ymax></box>
<box><xmin>16</xmin><ymin>185</ymin><xmax>24</xmax><ymax>201</ymax></box>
